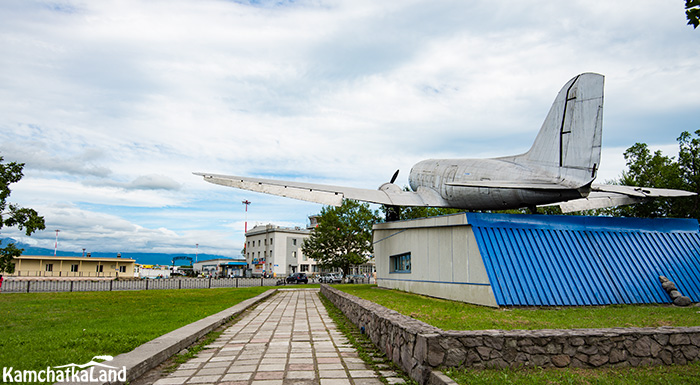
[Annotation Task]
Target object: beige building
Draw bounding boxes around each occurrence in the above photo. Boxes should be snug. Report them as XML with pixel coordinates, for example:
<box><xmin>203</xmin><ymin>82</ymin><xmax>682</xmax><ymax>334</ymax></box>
<box><xmin>245</xmin><ymin>224</ymin><xmax>314</xmax><ymax>277</ymax></box>
<box><xmin>7</xmin><ymin>255</ymin><xmax>136</xmax><ymax>278</ymax></box>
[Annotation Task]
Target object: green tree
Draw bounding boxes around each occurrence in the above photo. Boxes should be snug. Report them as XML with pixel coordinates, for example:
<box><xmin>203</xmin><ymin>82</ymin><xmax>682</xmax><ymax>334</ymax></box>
<box><xmin>605</xmin><ymin>142</ymin><xmax>684</xmax><ymax>218</ymax></box>
<box><xmin>676</xmin><ymin>130</ymin><xmax>700</xmax><ymax>217</ymax></box>
<box><xmin>302</xmin><ymin>200</ymin><xmax>379</xmax><ymax>277</ymax></box>
<box><xmin>687</xmin><ymin>0</ymin><xmax>700</xmax><ymax>29</ymax></box>
<box><xmin>1</xmin><ymin>157</ymin><xmax>45</xmax><ymax>273</ymax></box>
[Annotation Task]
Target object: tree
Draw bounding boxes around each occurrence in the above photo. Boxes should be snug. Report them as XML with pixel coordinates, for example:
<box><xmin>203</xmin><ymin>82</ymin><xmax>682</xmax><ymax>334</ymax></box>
<box><xmin>301</xmin><ymin>200</ymin><xmax>379</xmax><ymax>277</ymax></box>
<box><xmin>603</xmin><ymin>142</ymin><xmax>684</xmax><ymax>218</ymax></box>
<box><xmin>601</xmin><ymin>131</ymin><xmax>700</xmax><ymax>219</ymax></box>
<box><xmin>687</xmin><ymin>0</ymin><xmax>700</xmax><ymax>29</ymax></box>
<box><xmin>1</xmin><ymin>157</ymin><xmax>45</xmax><ymax>273</ymax></box>
<box><xmin>675</xmin><ymin>129</ymin><xmax>700</xmax><ymax>217</ymax></box>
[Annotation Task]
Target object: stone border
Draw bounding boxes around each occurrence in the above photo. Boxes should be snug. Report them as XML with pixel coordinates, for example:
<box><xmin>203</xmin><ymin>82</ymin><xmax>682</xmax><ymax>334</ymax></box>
<box><xmin>59</xmin><ymin>289</ymin><xmax>277</xmax><ymax>385</ymax></box>
<box><xmin>321</xmin><ymin>285</ymin><xmax>700</xmax><ymax>384</ymax></box>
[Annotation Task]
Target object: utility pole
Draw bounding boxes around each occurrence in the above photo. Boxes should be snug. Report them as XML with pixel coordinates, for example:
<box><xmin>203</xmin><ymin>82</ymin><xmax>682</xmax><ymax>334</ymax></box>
<box><xmin>242</xmin><ymin>200</ymin><xmax>251</xmax><ymax>233</ymax></box>
<box><xmin>54</xmin><ymin>229</ymin><xmax>60</xmax><ymax>257</ymax></box>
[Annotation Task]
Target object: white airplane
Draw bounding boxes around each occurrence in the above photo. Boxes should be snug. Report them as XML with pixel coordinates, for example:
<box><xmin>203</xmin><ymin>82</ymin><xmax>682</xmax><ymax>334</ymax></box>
<box><xmin>195</xmin><ymin>73</ymin><xmax>694</xmax><ymax>218</ymax></box>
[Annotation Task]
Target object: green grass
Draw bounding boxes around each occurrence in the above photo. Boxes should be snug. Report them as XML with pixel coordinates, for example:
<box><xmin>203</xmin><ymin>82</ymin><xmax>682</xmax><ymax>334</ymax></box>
<box><xmin>444</xmin><ymin>364</ymin><xmax>700</xmax><ymax>385</ymax></box>
<box><xmin>333</xmin><ymin>285</ymin><xmax>700</xmax><ymax>330</ymax></box>
<box><xmin>0</xmin><ymin>287</ymin><xmax>270</xmax><ymax>373</ymax></box>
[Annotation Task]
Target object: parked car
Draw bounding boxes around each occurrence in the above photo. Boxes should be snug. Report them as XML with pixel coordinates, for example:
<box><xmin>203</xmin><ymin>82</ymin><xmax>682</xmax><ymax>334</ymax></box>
<box><xmin>346</xmin><ymin>274</ymin><xmax>365</xmax><ymax>283</ymax></box>
<box><xmin>286</xmin><ymin>272</ymin><xmax>308</xmax><ymax>284</ymax></box>
<box><xmin>318</xmin><ymin>273</ymin><xmax>341</xmax><ymax>283</ymax></box>
<box><xmin>332</xmin><ymin>272</ymin><xmax>344</xmax><ymax>282</ymax></box>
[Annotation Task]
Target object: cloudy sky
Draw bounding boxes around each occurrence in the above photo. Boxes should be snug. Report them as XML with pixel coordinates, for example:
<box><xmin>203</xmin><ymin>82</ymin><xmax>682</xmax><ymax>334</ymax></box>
<box><xmin>1</xmin><ymin>0</ymin><xmax>698</xmax><ymax>257</ymax></box>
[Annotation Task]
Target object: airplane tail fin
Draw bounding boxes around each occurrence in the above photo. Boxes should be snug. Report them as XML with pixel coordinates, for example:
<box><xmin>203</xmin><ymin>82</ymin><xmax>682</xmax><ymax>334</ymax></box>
<box><xmin>521</xmin><ymin>73</ymin><xmax>604</xmax><ymax>186</ymax></box>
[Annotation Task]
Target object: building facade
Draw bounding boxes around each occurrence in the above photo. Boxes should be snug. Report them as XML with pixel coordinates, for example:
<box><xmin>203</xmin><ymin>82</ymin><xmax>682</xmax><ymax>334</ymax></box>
<box><xmin>373</xmin><ymin>212</ymin><xmax>700</xmax><ymax>308</ymax></box>
<box><xmin>7</xmin><ymin>255</ymin><xmax>135</xmax><ymax>278</ymax></box>
<box><xmin>193</xmin><ymin>258</ymin><xmax>247</xmax><ymax>277</ymax></box>
<box><xmin>245</xmin><ymin>224</ymin><xmax>314</xmax><ymax>277</ymax></box>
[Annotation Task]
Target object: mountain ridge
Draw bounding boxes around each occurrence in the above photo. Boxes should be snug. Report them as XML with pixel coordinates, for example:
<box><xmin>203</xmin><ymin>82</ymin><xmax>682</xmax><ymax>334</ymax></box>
<box><xmin>0</xmin><ymin>238</ymin><xmax>241</xmax><ymax>265</ymax></box>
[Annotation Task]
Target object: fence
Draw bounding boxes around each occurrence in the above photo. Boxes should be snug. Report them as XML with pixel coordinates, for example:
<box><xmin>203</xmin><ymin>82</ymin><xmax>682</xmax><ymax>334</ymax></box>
<box><xmin>0</xmin><ymin>277</ymin><xmax>282</xmax><ymax>293</ymax></box>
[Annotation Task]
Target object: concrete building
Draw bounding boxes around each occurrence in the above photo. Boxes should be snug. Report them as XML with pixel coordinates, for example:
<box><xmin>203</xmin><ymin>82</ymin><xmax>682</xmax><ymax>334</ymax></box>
<box><xmin>373</xmin><ymin>212</ymin><xmax>700</xmax><ymax>308</ymax></box>
<box><xmin>245</xmin><ymin>224</ymin><xmax>313</xmax><ymax>277</ymax></box>
<box><xmin>136</xmin><ymin>264</ymin><xmax>171</xmax><ymax>279</ymax></box>
<box><xmin>7</xmin><ymin>255</ymin><xmax>135</xmax><ymax>278</ymax></box>
<box><xmin>193</xmin><ymin>258</ymin><xmax>247</xmax><ymax>277</ymax></box>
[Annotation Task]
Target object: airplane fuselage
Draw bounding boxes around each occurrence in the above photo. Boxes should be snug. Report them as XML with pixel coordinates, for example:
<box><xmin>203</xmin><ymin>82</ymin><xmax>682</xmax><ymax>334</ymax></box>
<box><xmin>408</xmin><ymin>158</ymin><xmax>586</xmax><ymax>210</ymax></box>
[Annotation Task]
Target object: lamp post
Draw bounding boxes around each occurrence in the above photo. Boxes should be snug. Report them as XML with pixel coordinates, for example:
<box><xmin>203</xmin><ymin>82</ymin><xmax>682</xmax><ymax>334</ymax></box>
<box><xmin>54</xmin><ymin>230</ymin><xmax>60</xmax><ymax>257</ymax></box>
<box><xmin>242</xmin><ymin>200</ymin><xmax>251</xmax><ymax>233</ymax></box>
<box><xmin>195</xmin><ymin>243</ymin><xmax>199</xmax><ymax>263</ymax></box>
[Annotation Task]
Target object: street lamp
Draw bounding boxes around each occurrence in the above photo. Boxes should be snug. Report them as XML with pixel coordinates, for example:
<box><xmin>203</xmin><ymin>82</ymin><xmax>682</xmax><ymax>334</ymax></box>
<box><xmin>242</xmin><ymin>200</ymin><xmax>251</xmax><ymax>233</ymax></box>
<box><xmin>54</xmin><ymin>230</ymin><xmax>60</xmax><ymax>257</ymax></box>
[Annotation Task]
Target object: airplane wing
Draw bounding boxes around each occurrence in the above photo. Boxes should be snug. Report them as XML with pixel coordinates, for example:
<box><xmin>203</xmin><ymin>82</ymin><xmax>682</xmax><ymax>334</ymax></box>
<box><xmin>193</xmin><ymin>172</ymin><xmax>451</xmax><ymax>207</ymax></box>
<box><xmin>544</xmin><ymin>184</ymin><xmax>696</xmax><ymax>213</ymax></box>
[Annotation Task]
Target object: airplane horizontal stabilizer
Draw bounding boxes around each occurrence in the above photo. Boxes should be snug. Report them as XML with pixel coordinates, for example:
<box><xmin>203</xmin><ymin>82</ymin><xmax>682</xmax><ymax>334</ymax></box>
<box><xmin>193</xmin><ymin>173</ymin><xmax>450</xmax><ymax>208</ymax></box>
<box><xmin>544</xmin><ymin>184</ymin><xmax>696</xmax><ymax>213</ymax></box>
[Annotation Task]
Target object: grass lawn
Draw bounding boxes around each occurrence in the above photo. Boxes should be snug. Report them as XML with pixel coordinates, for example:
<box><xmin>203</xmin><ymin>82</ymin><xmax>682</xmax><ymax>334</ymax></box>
<box><xmin>333</xmin><ymin>284</ymin><xmax>700</xmax><ymax>330</ymax></box>
<box><xmin>444</xmin><ymin>364</ymin><xmax>700</xmax><ymax>385</ymax></box>
<box><xmin>0</xmin><ymin>287</ymin><xmax>270</xmax><ymax>373</ymax></box>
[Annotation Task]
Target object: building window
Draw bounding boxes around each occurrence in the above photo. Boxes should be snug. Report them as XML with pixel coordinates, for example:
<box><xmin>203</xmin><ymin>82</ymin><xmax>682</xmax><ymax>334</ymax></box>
<box><xmin>258</xmin><ymin>240</ymin><xmax>261</xmax><ymax>246</ymax></box>
<box><xmin>247</xmin><ymin>241</ymin><xmax>250</xmax><ymax>247</ymax></box>
<box><xmin>300</xmin><ymin>264</ymin><xmax>308</xmax><ymax>272</ymax></box>
<box><xmin>119</xmin><ymin>266</ymin><xmax>126</xmax><ymax>273</ymax></box>
<box><xmin>292</xmin><ymin>251</ymin><xmax>297</xmax><ymax>259</ymax></box>
<box><xmin>45</xmin><ymin>263</ymin><xmax>53</xmax><ymax>272</ymax></box>
<box><xmin>293</xmin><ymin>238</ymin><xmax>297</xmax><ymax>246</ymax></box>
<box><xmin>264</xmin><ymin>239</ymin><xmax>267</xmax><ymax>246</ymax></box>
<box><xmin>312</xmin><ymin>265</ymin><xmax>319</xmax><ymax>272</ymax></box>
<box><xmin>390</xmin><ymin>252</ymin><xmax>411</xmax><ymax>273</ymax></box>
<box><xmin>96</xmin><ymin>265</ymin><xmax>103</xmax><ymax>273</ymax></box>
<box><xmin>70</xmin><ymin>264</ymin><xmax>79</xmax><ymax>272</ymax></box>
<box><xmin>270</xmin><ymin>239</ymin><xmax>273</xmax><ymax>245</ymax></box>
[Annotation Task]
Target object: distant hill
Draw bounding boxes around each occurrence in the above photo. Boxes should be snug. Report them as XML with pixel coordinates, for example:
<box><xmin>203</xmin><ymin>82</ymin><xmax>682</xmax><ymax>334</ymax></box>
<box><xmin>0</xmin><ymin>238</ymin><xmax>241</xmax><ymax>266</ymax></box>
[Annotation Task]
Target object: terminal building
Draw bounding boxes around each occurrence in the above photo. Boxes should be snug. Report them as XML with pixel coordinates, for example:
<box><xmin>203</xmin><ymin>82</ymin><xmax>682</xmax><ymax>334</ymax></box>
<box><xmin>245</xmin><ymin>224</ymin><xmax>314</xmax><ymax>277</ymax></box>
<box><xmin>373</xmin><ymin>212</ymin><xmax>700</xmax><ymax>307</ymax></box>
<box><xmin>6</xmin><ymin>254</ymin><xmax>135</xmax><ymax>278</ymax></box>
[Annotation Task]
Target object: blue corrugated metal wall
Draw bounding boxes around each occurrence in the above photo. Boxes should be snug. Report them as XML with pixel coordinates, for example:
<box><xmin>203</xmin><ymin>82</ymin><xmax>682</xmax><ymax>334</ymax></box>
<box><xmin>466</xmin><ymin>213</ymin><xmax>700</xmax><ymax>306</ymax></box>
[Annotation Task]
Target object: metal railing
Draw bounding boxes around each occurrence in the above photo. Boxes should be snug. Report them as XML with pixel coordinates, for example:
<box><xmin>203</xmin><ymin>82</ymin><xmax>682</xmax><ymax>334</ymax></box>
<box><xmin>0</xmin><ymin>277</ymin><xmax>281</xmax><ymax>293</ymax></box>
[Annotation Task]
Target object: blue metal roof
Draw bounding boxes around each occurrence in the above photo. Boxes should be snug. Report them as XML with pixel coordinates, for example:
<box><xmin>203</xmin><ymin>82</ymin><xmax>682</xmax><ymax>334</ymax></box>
<box><xmin>466</xmin><ymin>213</ymin><xmax>700</xmax><ymax>306</ymax></box>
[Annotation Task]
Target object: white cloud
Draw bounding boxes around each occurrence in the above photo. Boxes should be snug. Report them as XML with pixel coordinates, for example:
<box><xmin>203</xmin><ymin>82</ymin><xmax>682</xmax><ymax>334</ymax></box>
<box><xmin>1</xmin><ymin>0</ymin><xmax>698</xmax><ymax>257</ymax></box>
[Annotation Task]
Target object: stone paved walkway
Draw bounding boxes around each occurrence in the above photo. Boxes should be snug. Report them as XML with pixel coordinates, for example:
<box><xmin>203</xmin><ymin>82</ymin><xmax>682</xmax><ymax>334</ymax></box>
<box><xmin>153</xmin><ymin>289</ymin><xmax>399</xmax><ymax>385</ymax></box>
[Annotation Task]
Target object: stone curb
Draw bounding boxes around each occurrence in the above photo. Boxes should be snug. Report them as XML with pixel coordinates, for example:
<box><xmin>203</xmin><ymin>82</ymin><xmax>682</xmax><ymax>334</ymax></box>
<box><xmin>58</xmin><ymin>288</ymin><xmax>277</xmax><ymax>385</ymax></box>
<box><xmin>427</xmin><ymin>370</ymin><xmax>459</xmax><ymax>385</ymax></box>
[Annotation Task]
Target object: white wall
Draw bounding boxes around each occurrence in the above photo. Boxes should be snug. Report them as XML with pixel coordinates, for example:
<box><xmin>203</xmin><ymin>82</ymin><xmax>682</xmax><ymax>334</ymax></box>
<box><xmin>373</xmin><ymin>214</ymin><xmax>498</xmax><ymax>307</ymax></box>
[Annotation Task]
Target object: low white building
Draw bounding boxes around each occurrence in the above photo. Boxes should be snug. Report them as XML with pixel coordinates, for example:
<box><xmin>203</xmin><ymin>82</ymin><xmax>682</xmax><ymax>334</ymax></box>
<box><xmin>136</xmin><ymin>264</ymin><xmax>171</xmax><ymax>279</ymax></box>
<box><xmin>245</xmin><ymin>224</ymin><xmax>314</xmax><ymax>277</ymax></box>
<box><xmin>193</xmin><ymin>258</ymin><xmax>247</xmax><ymax>277</ymax></box>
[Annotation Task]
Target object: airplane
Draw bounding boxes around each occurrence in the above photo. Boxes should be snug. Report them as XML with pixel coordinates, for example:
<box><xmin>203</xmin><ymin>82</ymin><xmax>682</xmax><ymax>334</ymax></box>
<box><xmin>194</xmin><ymin>73</ymin><xmax>694</xmax><ymax>220</ymax></box>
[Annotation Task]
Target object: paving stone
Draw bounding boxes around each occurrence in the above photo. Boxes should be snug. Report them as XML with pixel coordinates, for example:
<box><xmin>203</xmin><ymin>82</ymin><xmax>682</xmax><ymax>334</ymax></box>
<box><xmin>285</xmin><ymin>371</ymin><xmax>317</xmax><ymax>380</ymax></box>
<box><xmin>153</xmin><ymin>377</ymin><xmax>188</xmax><ymax>385</ymax></box>
<box><xmin>319</xmin><ymin>370</ymin><xmax>349</xmax><ymax>379</ymax></box>
<box><xmin>320</xmin><ymin>379</ymin><xmax>352</xmax><ymax>385</ymax></box>
<box><xmin>254</xmin><ymin>371</ymin><xmax>285</xmax><ymax>380</ymax></box>
<box><xmin>349</xmin><ymin>370</ymin><xmax>376</xmax><ymax>378</ymax></box>
<box><xmin>221</xmin><ymin>372</ymin><xmax>253</xmax><ymax>381</ymax></box>
<box><xmin>353</xmin><ymin>379</ymin><xmax>384</xmax><ymax>385</ymax></box>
